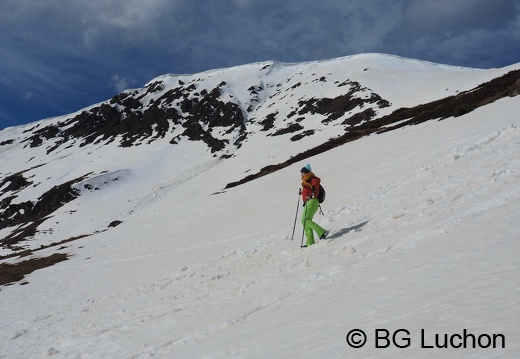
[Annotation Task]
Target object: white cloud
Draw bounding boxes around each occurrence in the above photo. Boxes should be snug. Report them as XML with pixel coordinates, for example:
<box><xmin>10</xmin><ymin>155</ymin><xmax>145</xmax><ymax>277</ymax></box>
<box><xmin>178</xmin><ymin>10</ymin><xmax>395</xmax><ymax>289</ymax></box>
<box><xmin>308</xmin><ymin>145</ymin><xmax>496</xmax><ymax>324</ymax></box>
<box><xmin>110</xmin><ymin>75</ymin><xmax>137</xmax><ymax>93</ymax></box>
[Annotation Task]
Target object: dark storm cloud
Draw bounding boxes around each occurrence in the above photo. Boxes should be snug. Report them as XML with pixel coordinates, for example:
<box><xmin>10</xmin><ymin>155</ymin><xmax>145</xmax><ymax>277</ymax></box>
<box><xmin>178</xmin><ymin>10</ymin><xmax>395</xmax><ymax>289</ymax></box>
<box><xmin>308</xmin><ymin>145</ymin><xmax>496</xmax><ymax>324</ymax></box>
<box><xmin>385</xmin><ymin>0</ymin><xmax>520</xmax><ymax>67</ymax></box>
<box><xmin>1</xmin><ymin>0</ymin><xmax>519</xmax><ymax>128</ymax></box>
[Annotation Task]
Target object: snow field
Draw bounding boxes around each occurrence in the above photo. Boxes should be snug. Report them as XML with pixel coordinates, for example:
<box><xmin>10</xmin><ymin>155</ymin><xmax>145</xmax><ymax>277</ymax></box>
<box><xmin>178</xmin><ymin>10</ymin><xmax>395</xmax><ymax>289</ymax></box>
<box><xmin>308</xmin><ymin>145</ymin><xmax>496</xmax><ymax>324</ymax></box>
<box><xmin>1</xmin><ymin>94</ymin><xmax>519</xmax><ymax>358</ymax></box>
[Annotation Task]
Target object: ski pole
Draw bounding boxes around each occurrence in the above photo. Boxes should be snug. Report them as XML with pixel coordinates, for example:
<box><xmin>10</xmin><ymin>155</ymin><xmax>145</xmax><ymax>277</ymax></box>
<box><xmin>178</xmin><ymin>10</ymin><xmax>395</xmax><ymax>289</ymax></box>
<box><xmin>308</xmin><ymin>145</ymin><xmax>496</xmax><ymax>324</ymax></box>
<box><xmin>291</xmin><ymin>189</ymin><xmax>301</xmax><ymax>240</ymax></box>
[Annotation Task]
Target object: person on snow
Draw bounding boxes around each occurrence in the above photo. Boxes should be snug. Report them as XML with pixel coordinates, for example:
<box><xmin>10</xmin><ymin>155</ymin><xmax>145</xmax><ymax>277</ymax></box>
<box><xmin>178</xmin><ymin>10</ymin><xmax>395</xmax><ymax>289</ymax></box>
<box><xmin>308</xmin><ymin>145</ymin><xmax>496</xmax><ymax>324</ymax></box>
<box><xmin>300</xmin><ymin>164</ymin><xmax>330</xmax><ymax>247</ymax></box>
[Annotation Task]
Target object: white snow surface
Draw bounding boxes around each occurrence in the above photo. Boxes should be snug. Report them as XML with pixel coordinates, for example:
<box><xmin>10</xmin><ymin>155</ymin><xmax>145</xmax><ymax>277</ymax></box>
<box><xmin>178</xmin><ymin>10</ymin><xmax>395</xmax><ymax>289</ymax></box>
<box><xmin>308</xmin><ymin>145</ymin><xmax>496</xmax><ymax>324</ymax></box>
<box><xmin>1</xmin><ymin>54</ymin><xmax>519</xmax><ymax>358</ymax></box>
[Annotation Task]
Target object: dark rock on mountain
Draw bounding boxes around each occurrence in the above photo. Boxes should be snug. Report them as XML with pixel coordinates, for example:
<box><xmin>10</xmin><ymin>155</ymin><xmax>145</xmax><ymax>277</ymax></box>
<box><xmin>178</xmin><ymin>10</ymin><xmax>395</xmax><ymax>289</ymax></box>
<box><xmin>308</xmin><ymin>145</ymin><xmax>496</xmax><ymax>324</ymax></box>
<box><xmin>225</xmin><ymin>69</ymin><xmax>520</xmax><ymax>189</ymax></box>
<box><xmin>298</xmin><ymin>81</ymin><xmax>390</xmax><ymax>124</ymax></box>
<box><xmin>0</xmin><ymin>175</ymin><xmax>87</xmax><ymax>248</ymax></box>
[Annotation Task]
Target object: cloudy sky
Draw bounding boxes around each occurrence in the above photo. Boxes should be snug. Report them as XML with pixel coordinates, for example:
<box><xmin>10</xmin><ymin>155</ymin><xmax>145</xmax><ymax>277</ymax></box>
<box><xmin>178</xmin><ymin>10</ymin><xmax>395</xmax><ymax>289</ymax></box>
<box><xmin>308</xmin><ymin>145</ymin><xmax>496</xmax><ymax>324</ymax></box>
<box><xmin>1</xmin><ymin>0</ymin><xmax>519</xmax><ymax>129</ymax></box>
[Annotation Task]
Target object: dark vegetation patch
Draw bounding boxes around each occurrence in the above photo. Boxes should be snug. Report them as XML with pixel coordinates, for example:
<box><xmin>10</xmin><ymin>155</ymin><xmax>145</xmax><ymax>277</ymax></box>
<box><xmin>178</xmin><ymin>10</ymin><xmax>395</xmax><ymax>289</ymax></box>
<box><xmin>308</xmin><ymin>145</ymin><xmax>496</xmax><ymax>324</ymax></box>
<box><xmin>373</xmin><ymin>69</ymin><xmax>520</xmax><ymax>132</ymax></box>
<box><xmin>0</xmin><ymin>175</ymin><xmax>88</xmax><ymax>249</ymax></box>
<box><xmin>258</xmin><ymin>112</ymin><xmax>278</xmax><ymax>131</ymax></box>
<box><xmin>290</xmin><ymin>130</ymin><xmax>315</xmax><ymax>141</ymax></box>
<box><xmin>224</xmin><ymin>70</ymin><xmax>520</xmax><ymax>189</ymax></box>
<box><xmin>0</xmin><ymin>231</ymin><xmax>96</xmax><ymax>286</ymax></box>
<box><xmin>271</xmin><ymin>123</ymin><xmax>304</xmax><ymax>136</ymax></box>
<box><xmin>0</xmin><ymin>139</ymin><xmax>14</xmax><ymax>146</ymax></box>
<box><xmin>16</xmin><ymin>74</ymin><xmax>386</xmax><ymax>156</ymax></box>
<box><xmin>0</xmin><ymin>253</ymin><xmax>69</xmax><ymax>286</ymax></box>
<box><xmin>246</xmin><ymin>85</ymin><xmax>263</xmax><ymax>112</ymax></box>
<box><xmin>143</xmin><ymin>81</ymin><xmax>165</xmax><ymax>93</ymax></box>
<box><xmin>108</xmin><ymin>220</ymin><xmax>123</xmax><ymax>228</ymax></box>
<box><xmin>1</xmin><ymin>217</ymin><xmax>50</xmax><ymax>250</ymax></box>
<box><xmin>170</xmin><ymin>83</ymin><xmax>246</xmax><ymax>153</ymax></box>
<box><xmin>22</xmin><ymin>81</ymin><xmax>246</xmax><ymax>154</ymax></box>
<box><xmin>257</xmin><ymin>81</ymin><xmax>387</xmax><ymax>134</ymax></box>
<box><xmin>0</xmin><ymin>234</ymin><xmax>92</xmax><ymax>261</ymax></box>
<box><xmin>248</xmin><ymin>85</ymin><xmax>261</xmax><ymax>95</ymax></box>
<box><xmin>342</xmin><ymin>108</ymin><xmax>377</xmax><ymax>126</ymax></box>
<box><xmin>297</xmin><ymin>80</ymin><xmax>390</xmax><ymax>124</ymax></box>
<box><xmin>0</xmin><ymin>173</ymin><xmax>32</xmax><ymax>194</ymax></box>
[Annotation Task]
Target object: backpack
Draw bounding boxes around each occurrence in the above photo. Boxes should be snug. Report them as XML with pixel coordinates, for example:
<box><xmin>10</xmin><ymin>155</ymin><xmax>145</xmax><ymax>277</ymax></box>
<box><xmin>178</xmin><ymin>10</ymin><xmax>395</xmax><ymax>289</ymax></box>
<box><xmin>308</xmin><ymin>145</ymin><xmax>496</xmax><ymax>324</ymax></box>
<box><xmin>310</xmin><ymin>176</ymin><xmax>326</xmax><ymax>203</ymax></box>
<box><xmin>317</xmin><ymin>184</ymin><xmax>326</xmax><ymax>203</ymax></box>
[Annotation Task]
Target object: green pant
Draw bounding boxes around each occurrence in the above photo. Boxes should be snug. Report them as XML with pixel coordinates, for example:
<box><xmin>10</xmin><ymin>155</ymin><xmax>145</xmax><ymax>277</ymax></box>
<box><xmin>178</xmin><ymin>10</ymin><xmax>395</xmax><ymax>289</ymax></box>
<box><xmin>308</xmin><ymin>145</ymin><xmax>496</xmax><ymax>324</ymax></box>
<box><xmin>301</xmin><ymin>198</ymin><xmax>326</xmax><ymax>246</ymax></box>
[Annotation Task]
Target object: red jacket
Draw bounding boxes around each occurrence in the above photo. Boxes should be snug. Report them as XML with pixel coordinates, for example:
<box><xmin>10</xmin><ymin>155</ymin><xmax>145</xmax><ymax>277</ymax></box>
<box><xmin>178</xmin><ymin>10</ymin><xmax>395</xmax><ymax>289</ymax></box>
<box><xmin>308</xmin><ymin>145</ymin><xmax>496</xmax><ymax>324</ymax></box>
<box><xmin>301</xmin><ymin>174</ymin><xmax>320</xmax><ymax>202</ymax></box>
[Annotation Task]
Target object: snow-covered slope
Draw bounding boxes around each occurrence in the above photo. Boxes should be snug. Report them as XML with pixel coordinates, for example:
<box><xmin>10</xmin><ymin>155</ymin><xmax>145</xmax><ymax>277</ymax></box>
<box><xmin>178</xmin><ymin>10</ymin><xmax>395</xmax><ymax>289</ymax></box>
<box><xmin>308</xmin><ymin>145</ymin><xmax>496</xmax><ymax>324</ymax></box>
<box><xmin>1</xmin><ymin>54</ymin><xmax>519</xmax><ymax>358</ymax></box>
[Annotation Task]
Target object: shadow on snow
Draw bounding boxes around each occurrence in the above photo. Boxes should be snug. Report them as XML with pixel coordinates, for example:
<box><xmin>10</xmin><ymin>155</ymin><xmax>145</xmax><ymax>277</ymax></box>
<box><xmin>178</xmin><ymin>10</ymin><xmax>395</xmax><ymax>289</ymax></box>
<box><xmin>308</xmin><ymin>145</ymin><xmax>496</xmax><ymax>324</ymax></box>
<box><xmin>328</xmin><ymin>221</ymin><xmax>368</xmax><ymax>240</ymax></box>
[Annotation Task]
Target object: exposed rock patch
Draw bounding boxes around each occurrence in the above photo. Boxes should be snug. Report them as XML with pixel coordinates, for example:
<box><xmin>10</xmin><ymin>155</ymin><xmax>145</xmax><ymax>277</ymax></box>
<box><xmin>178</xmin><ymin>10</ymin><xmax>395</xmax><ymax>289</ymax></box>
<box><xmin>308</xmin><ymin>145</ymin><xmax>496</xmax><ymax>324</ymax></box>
<box><xmin>0</xmin><ymin>253</ymin><xmax>69</xmax><ymax>286</ymax></box>
<box><xmin>225</xmin><ymin>70</ymin><xmax>520</xmax><ymax>189</ymax></box>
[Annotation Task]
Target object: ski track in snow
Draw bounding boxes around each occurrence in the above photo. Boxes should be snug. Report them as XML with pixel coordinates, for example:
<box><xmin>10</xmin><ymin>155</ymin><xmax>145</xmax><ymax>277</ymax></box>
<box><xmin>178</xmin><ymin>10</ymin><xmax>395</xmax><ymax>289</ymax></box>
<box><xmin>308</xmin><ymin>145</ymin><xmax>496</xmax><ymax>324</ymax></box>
<box><xmin>123</xmin><ymin>158</ymin><xmax>223</xmax><ymax>219</ymax></box>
